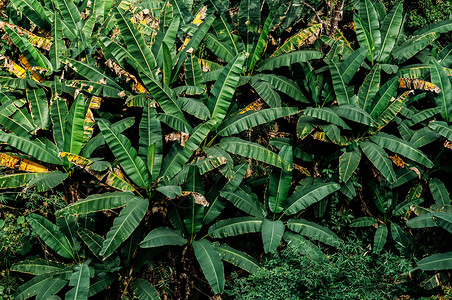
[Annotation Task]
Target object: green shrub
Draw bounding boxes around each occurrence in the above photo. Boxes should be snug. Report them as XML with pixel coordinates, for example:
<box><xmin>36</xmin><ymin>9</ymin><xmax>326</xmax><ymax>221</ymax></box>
<box><xmin>225</xmin><ymin>237</ymin><xmax>412</xmax><ymax>300</ymax></box>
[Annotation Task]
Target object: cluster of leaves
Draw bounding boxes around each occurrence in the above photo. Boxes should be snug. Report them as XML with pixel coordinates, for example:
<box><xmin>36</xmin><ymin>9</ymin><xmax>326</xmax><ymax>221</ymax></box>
<box><xmin>0</xmin><ymin>0</ymin><xmax>451</xmax><ymax>298</ymax></box>
<box><xmin>224</xmin><ymin>236</ymin><xmax>412</xmax><ymax>300</ymax></box>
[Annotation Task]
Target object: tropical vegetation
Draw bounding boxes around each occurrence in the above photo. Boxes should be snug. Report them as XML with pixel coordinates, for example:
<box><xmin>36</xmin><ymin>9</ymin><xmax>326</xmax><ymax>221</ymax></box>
<box><xmin>0</xmin><ymin>0</ymin><xmax>451</xmax><ymax>299</ymax></box>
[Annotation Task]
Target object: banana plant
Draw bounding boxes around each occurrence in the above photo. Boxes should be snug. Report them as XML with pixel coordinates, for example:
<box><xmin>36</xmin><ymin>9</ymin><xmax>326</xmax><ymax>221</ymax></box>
<box><xmin>139</xmin><ymin>164</ymin><xmax>260</xmax><ymax>295</ymax></box>
<box><xmin>207</xmin><ymin>145</ymin><xmax>343</xmax><ymax>256</ymax></box>
<box><xmin>405</xmin><ymin>184</ymin><xmax>452</xmax><ymax>290</ymax></box>
<box><xmin>11</xmin><ymin>213</ymin><xmax>122</xmax><ymax>299</ymax></box>
<box><xmin>349</xmin><ymin>182</ymin><xmax>424</xmax><ymax>256</ymax></box>
<box><xmin>200</xmin><ymin>0</ymin><xmax>323</xmax><ymax>109</ymax></box>
<box><xmin>297</xmin><ymin>48</ymin><xmax>434</xmax><ymax>193</ymax></box>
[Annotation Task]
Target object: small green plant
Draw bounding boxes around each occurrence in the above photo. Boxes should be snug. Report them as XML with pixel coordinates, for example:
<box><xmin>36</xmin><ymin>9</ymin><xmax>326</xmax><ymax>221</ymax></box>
<box><xmin>225</xmin><ymin>236</ymin><xmax>412</xmax><ymax>300</ymax></box>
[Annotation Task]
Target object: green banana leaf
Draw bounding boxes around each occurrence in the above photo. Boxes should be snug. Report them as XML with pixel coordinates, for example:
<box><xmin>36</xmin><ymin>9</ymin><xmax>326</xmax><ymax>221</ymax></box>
<box><xmin>250</xmin><ymin>78</ymin><xmax>282</xmax><ymax>107</ymax></box>
<box><xmin>430</xmin><ymin>60</ymin><xmax>452</xmax><ymax>121</ymax></box>
<box><xmin>287</xmin><ymin>219</ymin><xmax>342</xmax><ymax>248</ymax></box>
<box><xmin>11</xmin><ymin>259</ymin><xmax>66</xmax><ymax>275</ymax></box>
<box><xmin>257</xmin><ymin>50</ymin><xmax>323</xmax><ymax>71</ymax></box>
<box><xmin>303</xmin><ymin>107</ymin><xmax>351</xmax><ymax>130</ymax></box>
<box><xmin>220</xmin><ymin>185</ymin><xmax>266</xmax><ymax>217</ymax></box>
<box><xmin>283</xmin><ymin>182</ymin><xmax>341</xmax><ymax>216</ymax></box>
<box><xmin>358</xmin><ymin>65</ymin><xmax>381</xmax><ymax>112</ymax></box>
<box><xmin>98</xmin><ymin>119</ymin><xmax>150</xmax><ymax>188</ymax></box>
<box><xmin>360</xmin><ymin>141</ymin><xmax>396</xmax><ymax>183</ymax></box>
<box><xmin>4</xmin><ymin>26</ymin><xmax>52</xmax><ymax>71</ymax></box>
<box><xmin>373</xmin><ymin>224</ymin><xmax>388</xmax><ymax>254</ymax></box>
<box><xmin>219</xmin><ymin>137</ymin><xmax>291</xmax><ymax>170</ymax></box>
<box><xmin>418</xmin><ymin>251</ymin><xmax>452</xmax><ymax>271</ymax></box>
<box><xmin>56</xmin><ymin>192</ymin><xmax>135</xmax><ymax>216</ymax></box>
<box><xmin>208</xmin><ymin>217</ymin><xmax>263</xmax><ymax>238</ymax></box>
<box><xmin>63</xmin><ymin>93</ymin><xmax>85</xmax><ymax>155</ymax></box>
<box><xmin>100</xmin><ymin>197</ymin><xmax>149</xmax><ymax>258</ymax></box>
<box><xmin>375</xmin><ymin>2</ymin><xmax>403</xmax><ymax>62</ymax></box>
<box><xmin>26</xmin><ymin>88</ymin><xmax>49</xmax><ymax>130</ymax></box>
<box><xmin>27</xmin><ymin>213</ymin><xmax>75</xmax><ymax>260</ymax></box>
<box><xmin>268</xmin><ymin>145</ymin><xmax>293</xmax><ymax>213</ymax></box>
<box><xmin>339</xmin><ymin>147</ymin><xmax>362</xmax><ymax>183</ymax></box>
<box><xmin>50</xmin><ymin>95</ymin><xmax>68</xmax><ymax>150</ymax></box>
<box><xmin>261</xmin><ymin>219</ymin><xmax>285</xmax><ymax>253</ymax></box>
<box><xmin>217</xmin><ymin>107</ymin><xmax>298</xmax><ymax>136</ymax></box>
<box><xmin>130</xmin><ymin>278</ymin><xmax>161</xmax><ymax>300</ymax></box>
<box><xmin>216</xmin><ymin>243</ymin><xmax>260</xmax><ymax>273</ymax></box>
<box><xmin>370</xmin><ymin>133</ymin><xmax>433</xmax><ymax>168</ymax></box>
<box><xmin>114</xmin><ymin>7</ymin><xmax>156</xmax><ymax>75</ymax></box>
<box><xmin>192</xmin><ymin>239</ymin><xmax>224</xmax><ymax>294</ymax></box>
<box><xmin>77</xmin><ymin>228</ymin><xmax>105</xmax><ymax>259</ymax></box>
<box><xmin>0</xmin><ymin>172</ymin><xmax>44</xmax><ymax>189</ymax></box>
<box><xmin>429</xmin><ymin>178</ymin><xmax>450</xmax><ymax>206</ymax></box>
<box><xmin>261</xmin><ymin>74</ymin><xmax>308</xmax><ymax>103</ymax></box>
<box><xmin>393</xmin><ymin>32</ymin><xmax>439</xmax><ymax>63</ymax></box>
<box><xmin>10</xmin><ymin>0</ymin><xmax>50</xmax><ymax>30</ymax></box>
<box><xmin>66</xmin><ymin>263</ymin><xmax>90</xmax><ymax>300</ymax></box>
<box><xmin>359</xmin><ymin>0</ymin><xmax>380</xmax><ymax>55</ymax></box>
<box><xmin>207</xmin><ymin>53</ymin><xmax>245</xmax><ymax>126</ymax></box>
<box><xmin>141</xmin><ymin>227</ymin><xmax>187</xmax><ymax>248</ymax></box>
<box><xmin>349</xmin><ymin>217</ymin><xmax>378</xmax><ymax>227</ymax></box>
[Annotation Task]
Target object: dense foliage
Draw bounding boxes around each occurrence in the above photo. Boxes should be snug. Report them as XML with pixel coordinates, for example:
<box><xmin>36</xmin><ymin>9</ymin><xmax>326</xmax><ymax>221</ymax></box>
<box><xmin>0</xmin><ymin>0</ymin><xmax>451</xmax><ymax>299</ymax></box>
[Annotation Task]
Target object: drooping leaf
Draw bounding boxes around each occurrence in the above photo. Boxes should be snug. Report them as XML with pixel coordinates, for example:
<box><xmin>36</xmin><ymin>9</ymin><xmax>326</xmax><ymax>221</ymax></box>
<box><xmin>130</xmin><ymin>278</ymin><xmax>160</xmax><ymax>300</ymax></box>
<box><xmin>98</xmin><ymin>119</ymin><xmax>149</xmax><ymax>188</ymax></box>
<box><xmin>219</xmin><ymin>137</ymin><xmax>290</xmax><ymax>170</ymax></box>
<box><xmin>217</xmin><ymin>107</ymin><xmax>298</xmax><ymax>136</ymax></box>
<box><xmin>349</xmin><ymin>217</ymin><xmax>378</xmax><ymax>227</ymax></box>
<box><xmin>261</xmin><ymin>219</ymin><xmax>285</xmax><ymax>253</ymax></box>
<box><xmin>220</xmin><ymin>185</ymin><xmax>266</xmax><ymax>217</ymax></box>
<box><xmin>208</xmin><ymin>217</ymin><xmax>263</xmax><ymax>238</ymax></box>
<box><xmin>257</xmin><ymin>50</ymin><xmax>323</xmax><ymax>71</ymax></box>
<box><xmin>418</xmin><ymin>251</ymin><xmax>452</xmax><ymax>271</ymax></box>
<box><xmin>394</xmin><ymin>32</ymin><xmax>439</xmax><ymax>63</ymax></box>
<box><xmin>429</xmin><ymin>178</ymin><xmax>450</xmax><ymax>206</ymax></box>
<box><xmin>283</xmin><ymin>182</ymin><xmax>341</xmax><ymax>216</ymax></box>
<box><xmin>27</xmin><ymin>213</ymin><xmax>75</xmax><ymax>260</ymax></box>
<box><xmin>66</xmin><ymin>263</ymin><xmax>90</xmax><ymax>300</ymax></box>
<box><xmin>430</xmin><ymin>59</ymin><xmax>452</xmax><ymax>121</ymax></box>
<box><xmin>360</xmin><ymin>141</ymin><xmax>396</xmax><ymax>183</ymax></box>
<box><xmin>36</xmin><ymin>278</ymin><xmax>67</xmax><ymax>300</ymax></box>
<box><xmin>261</xmin><ymin>74</ymin><xmax>309</xmax><ymax>103</ymax></box>
<box><xmin>56</xmin><ymin>192</ymin><xmax>135</xmax><ymax>216</ymax></box>
<box><xmin>11</xmin><ymin>259</ymin><xmax>66</xmax><ymax>275</ymax></box>
<box><xmin>12</xmin><ymin>275</ymin><xmax>55</xmax><ymax>300</ymax></box>
<box><xmin>287</xmin><ymin>219</ymin><xmax>342</xmax><ymax>248</ymax></box>
<box><xmin>192</xmin><ymin>239</ymin><xmax>224</xmax><ymax>294</ymax></box>
<box><xmin>373</xmin><ymin>224</ymin><xmax>388</xmax><ymax>254</ymax></box>
<box><xmin>370</xmin><ymin>133</ymin><xmax>433</xmax><ymax>168</ymax></box>
<box><xmin>390</xmin><ymin>222</ymin><xmax>411</xmax><ymax>256</ymax></box>
<box><xmin>100</xmin><ymin>197</ymin><xmax>149</xmax><ymax>258</ymax></box>
<box><xmin>216</xmin><ymin>243</ymin><xmax>260</xmax><ymax>273</ymax></box>
<box><xmin>0</xmin><ymin>172</ymin><xmax>44</xmax><ymax>189</ymax></box>
<box><xmin>303</xmin><ymin>107</ymin><xmax>351</xmax><ymax>130</ymax></box>
<box><xmin>250</xmin><ymin>78</ymin><xmax>281</xmax><ymax>107</ymax></box>
<box><xmin>141</xmin><ymin>227</ymin><xmax>187</xmax><ymax>248</ymax></box>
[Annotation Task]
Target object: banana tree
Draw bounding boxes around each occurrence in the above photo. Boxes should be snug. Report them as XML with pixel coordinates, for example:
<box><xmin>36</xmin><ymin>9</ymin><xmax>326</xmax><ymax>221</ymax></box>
<box><xmin>207</xmin><ymin>145</ymin><xmax>343</xmax><ymax>256</ymax></box>
<box><xmin>349</xmin><ymin>182</ymin><xmax>424</xmax><ymax>256</ymax></box>
<box><xmin>11</xmin><ymin>213</ymin><xmax>123</xmax><ymax>299</ymax></box>
<box><xmin>406</xmin><ymin>188</ymin><xmax>452</xmax><ymax>290</ymax></box>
